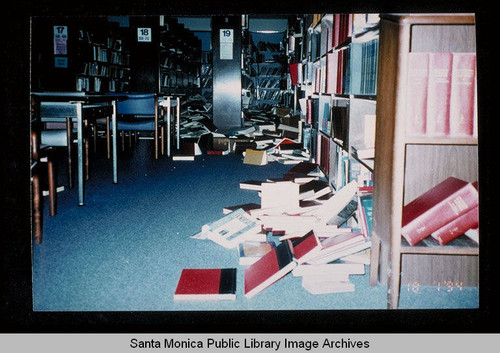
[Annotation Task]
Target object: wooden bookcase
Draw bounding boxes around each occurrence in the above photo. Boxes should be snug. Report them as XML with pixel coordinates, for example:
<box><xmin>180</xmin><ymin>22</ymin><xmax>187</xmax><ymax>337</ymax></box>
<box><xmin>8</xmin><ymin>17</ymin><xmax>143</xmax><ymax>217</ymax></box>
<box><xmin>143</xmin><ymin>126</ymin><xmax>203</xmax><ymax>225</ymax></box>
<box><xmin>370</xmin><ymin>14</ymin><xmax>478</xmax><ymax>309</ymax></box>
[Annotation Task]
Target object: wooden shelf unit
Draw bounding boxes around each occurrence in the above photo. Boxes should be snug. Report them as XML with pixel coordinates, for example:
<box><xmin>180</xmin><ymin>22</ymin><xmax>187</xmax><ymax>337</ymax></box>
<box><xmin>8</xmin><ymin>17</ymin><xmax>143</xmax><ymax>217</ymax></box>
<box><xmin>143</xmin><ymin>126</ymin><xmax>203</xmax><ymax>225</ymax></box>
<box><xmin>370</xmin><ymin>13</ymin><xmax>478</xmax><ymax>309</ymax></box>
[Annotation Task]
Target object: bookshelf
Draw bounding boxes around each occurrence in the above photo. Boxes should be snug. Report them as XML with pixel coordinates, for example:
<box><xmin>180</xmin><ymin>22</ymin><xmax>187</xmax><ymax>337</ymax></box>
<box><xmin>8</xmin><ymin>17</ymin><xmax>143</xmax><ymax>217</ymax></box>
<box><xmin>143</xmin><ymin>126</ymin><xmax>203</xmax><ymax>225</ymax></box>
<box><xmin>369</xmin><ymin>14</ymin><xmax>478</xmax><ymax>309</ymax></box>
<box><xmin>76</xmin><ymin>24</ymin><xmax>131</xmax><ymax>93</ymax></box>
<box><xmin>289</xmin><ymin>14</ymin><xmax>378</xmax><ymax>191</ymax></box>
<box><xmin>159</xmin><ymin>18</ymin><xmax>202</xmax><ymax>96</ymax></box>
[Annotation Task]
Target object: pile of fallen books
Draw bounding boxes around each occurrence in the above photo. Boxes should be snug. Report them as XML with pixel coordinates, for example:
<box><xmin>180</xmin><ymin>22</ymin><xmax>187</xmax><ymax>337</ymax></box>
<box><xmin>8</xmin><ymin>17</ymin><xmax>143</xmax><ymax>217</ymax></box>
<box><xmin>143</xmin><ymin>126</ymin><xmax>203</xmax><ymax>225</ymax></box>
<box><xmin>175</xmin><ymin>161</ymin><xmax>373</xmax><ymax>301</ymax></box>
<box><xmin>171</xmin><ymin>105</ymin><xmax>308</xmax><ymax>165</ymax></box>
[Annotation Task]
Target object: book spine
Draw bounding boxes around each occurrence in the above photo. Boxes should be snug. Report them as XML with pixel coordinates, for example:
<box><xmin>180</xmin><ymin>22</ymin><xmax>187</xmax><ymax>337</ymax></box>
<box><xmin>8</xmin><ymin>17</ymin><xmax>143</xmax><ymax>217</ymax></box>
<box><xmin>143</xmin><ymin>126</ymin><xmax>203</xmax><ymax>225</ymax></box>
<box><xmin>402</xmin><ymin>183</ymin><xmax>478</xmax><ymax>246</ymax></box>
<box><xmin>427</xmin><ymin>52</ymin><xmax>452</xmax><ymax>136</ymax></box>
<box><xmin>449</xmin><ymin>53</ymin><xmax>476</xmax><ymax>136</ymax></box>
<box><xmin>431</xmin><ymin>205</ymin><xmax>479</xmax><ymax>245</ymax></box>
<box><xmin>406</xmin><ymin>52</ymin><xmax>429</xmax><ymax>136</ymax></box>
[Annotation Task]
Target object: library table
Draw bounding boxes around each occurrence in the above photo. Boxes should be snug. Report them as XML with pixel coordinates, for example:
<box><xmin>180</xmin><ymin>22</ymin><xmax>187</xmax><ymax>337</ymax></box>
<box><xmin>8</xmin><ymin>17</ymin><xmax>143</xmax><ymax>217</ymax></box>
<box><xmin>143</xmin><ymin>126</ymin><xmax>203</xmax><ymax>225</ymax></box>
<box><xmin>31</xmin><ymin>92</ymin><xmax>128</xmax><ymax>206</ymax></box>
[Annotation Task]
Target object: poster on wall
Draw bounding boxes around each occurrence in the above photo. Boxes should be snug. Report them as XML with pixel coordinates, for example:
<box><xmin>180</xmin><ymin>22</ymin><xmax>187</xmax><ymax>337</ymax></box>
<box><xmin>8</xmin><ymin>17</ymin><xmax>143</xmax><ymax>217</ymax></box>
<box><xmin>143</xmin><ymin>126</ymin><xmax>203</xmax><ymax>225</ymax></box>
<box><xmin>53</xmin><ymin>25</ymin><xmax>68</xmax><ymax>55</ymax></box>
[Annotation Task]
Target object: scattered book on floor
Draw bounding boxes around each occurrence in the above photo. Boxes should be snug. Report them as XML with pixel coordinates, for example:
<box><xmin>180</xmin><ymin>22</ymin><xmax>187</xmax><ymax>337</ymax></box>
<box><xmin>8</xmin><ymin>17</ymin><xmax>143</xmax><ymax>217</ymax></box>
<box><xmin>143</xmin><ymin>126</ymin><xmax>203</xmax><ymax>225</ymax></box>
<box><xmin>430</xmin><ymin>204</ymin><xmax>479</xmax><ymax>245</ymax></box>
<box><xmin>260</xmin><ymin>180</ymin><xmax>300</xmax><ymax>210</ymax></box>
<box><xmin>238</xmin><ymin>241</ymin><xmax>276</xmax><ymax>266</ymax></box>
<box><xmin>292</xmin><ymin>262</ymin><xmax>365</xmax><ymax>277</ymax></box>
<box><xmin>301</xmin><ymin>277</ymin><xmax>355</xmax><ymax>295</ymax></box>
<box><xmin>244</xmin><ymin>241</ymin><xmax>298</xmax><ymax>299</ymax></box>
<box><xmin>173</xmin><ymin>268</ymin><xmax>237</xmax><ymax>301</ymax></box>
<box><xmin>223</xmin><ymin>203</ymin><xmax>261</xmax><ymax>215</ymax></box>
<box><xmin>299</xmin><ymin>179</ymin><xmax>332</xmax><ymax>201</ymax></box>
<box><xmin>306</xmin><ymin>233</ymin><xmax>371</xmax><ymax>266</ymax></box>
<box><xmin>243</xmin><ymin>149</ymin><xmax>268</xmax><ymax>166</ymax></box>
<box><xmin>191</xmin><ymin>208</ymin><xmax>263</xmax><ymax>248</ymax></box>
<box><xmin>239</xmin><ymin>180</ymin><xmax>264</xmax><ymax>191</ymax></box>
<box><xmin>401</xmin><ymin>177</ymin><xmax>479</xmax><ymax>246</ymax></box>
<box><xmin>288</xmin><ymin>230</ymin><xmax>323</xmax><ymax>265</ymax></box>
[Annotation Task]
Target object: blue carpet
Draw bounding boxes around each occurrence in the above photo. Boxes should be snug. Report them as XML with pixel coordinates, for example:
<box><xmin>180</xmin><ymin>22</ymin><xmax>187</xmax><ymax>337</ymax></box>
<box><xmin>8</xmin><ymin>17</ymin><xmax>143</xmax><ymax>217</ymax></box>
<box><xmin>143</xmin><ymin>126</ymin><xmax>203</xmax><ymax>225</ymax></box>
<box><xmin>32</xmin><ymin>140</ymin><xmax>479</xmax><ymax>311</ymax></box>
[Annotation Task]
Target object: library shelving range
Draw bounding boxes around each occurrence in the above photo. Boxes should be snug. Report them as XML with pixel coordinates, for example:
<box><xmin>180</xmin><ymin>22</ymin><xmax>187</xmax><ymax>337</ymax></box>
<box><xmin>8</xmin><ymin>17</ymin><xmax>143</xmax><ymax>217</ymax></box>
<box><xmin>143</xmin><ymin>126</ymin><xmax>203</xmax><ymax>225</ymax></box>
<box><xmin>159</xmin><ymin>17</ymin><xmax>202</xmax><ymax>96</ymax></box>
<box><xmin>369</xmin><ymin>13</ymin><xmax>478</xmax><ymax>309</ymax></box>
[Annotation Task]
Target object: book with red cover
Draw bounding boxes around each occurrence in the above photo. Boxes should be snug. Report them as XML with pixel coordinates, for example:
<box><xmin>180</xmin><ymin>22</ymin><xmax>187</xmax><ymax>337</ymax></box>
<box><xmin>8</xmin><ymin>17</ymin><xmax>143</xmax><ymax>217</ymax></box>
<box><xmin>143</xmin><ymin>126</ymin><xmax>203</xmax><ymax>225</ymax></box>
<box><xmin>406</xmin><ymin>52</ymin><xmax>429</xmax><ymax>136</ymax></box>
<box><xmin>288</xmin><ymin>230</ymin><xmax>322</xmax><ymax>264</ymax></box>
<box><xmin>173</xmin><ymin>268</ymin><xmax>237</xmax><ymax>301</ymax></box>
<box><xmin>244</xmin><ymin>241</ymin><xmax>297</xmax><ymax>298</ymax></box>
<box><xmin>401</xmin><ymin>177</ymin><xmax>479</xmax><ymax>246</ymax></box>
<box><xmin>427</xmin><ymin>52</ymin><xmax>453</xmax><ymax>136</ymax></box>
<box><xmin>449</xmin><ymin>53</ymin><xmax>476</xmax><ymax>136</ymax></box>
<box><xmin>289</xmin><ymin>63</ymin><xmax>299</xmax><ymax>86</ymax></box>
<box><xmin>431</xmin><ymin>204</ymin><xmax>479</xmax><ymax>245</ymax></box>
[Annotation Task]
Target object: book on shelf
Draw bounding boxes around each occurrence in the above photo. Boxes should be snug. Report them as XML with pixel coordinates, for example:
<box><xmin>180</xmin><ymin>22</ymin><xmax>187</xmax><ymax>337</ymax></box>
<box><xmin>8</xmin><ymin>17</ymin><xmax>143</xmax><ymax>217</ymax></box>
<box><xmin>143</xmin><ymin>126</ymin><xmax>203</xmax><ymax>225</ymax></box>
<box><xmin>430</xmin><ymin>204</ymin><xmax>479</xmax><ymax>246</ymax></box>
<box><xmin>191</xmin><ymin>208</ymin><xmax>264</xmax><ymax>249</ymax></box>
<box><xmin>173</xmin><ymin>268</ymin><xmax>237</xmax><ymax>301</ymax></box>
<box><xmin>244</xmin><ymin>241</ymin><xmax>298</xmax><ymax>299</ymax></box>
<box><xmin>449</xmin><ymin>52</ymin><xmax>476</xmax><ymax>136</ymax></box>
<box><xmin>401</xmin><ymin>177</ymin><xmax>479</xmax><ymax>246</ymax></box>
<box><xmin>427</xmin><ymin>52</ymin><xmax>453</xmax><ymax>136</ymax></box>
<box><xmin>406</xmin><ymin>52</ymin><xmax>477</xmax><ymax>138</ymax></box>
<box><xmin>406</xmin><ymin>52</ymin><xmax>429</xmax><ymax>136</ymax></box>
<box><xmin>238</xmin><ymin>241</ymin><xmax>276</xmax><ymax>266</ymax></box>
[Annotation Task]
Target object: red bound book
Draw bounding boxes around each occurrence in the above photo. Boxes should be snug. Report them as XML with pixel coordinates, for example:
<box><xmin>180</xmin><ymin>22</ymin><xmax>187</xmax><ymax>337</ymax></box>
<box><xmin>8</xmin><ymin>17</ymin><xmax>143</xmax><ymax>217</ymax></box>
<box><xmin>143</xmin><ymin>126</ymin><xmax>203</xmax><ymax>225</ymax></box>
<box><xmin>306</xmin><ymin>98</ymin><xmax>312</xmax><ymax>125</ymax></box>
<box><xmin>327</xmin><ymin>27</ymin><xmax>333</xmax><ymax>51</ymax></box>
<box><xmin>173</xmin><ymin>268</ymin><xmax>237</xmax><ymax>301</ymax></box>
<box><xmin>401</xmin><ymin>177</ymin><xmax>479</xmax><ymax>246</ymax></box>
<box><xmin>333</xmin><ymin>14</ymin><xmax>341</xmax><ymax>48</ymax></box>
<box><xmin>289</xmin><ymin>63</ymin><xmax>299</xmax><ymax>86</ymax></box>
<box><xmin>288</xmin><ymin>230</ymin><xmax>322</xmax><ymax>264</ymax></box>
<box><xmin>449</xmin><ymin>53</ymin><xmax>476</xmax><ymax>136</ymax></box>
<box><xmin>336</xmin><ymin>50</ymin><xmax>344</xmax><ymax>94</ymax></box>
<box><xmin>431</xmin><ymin>205</ymin><xmax>479</xmax><ymax>245</ymax></box>
<box><xmin>244</xmin><ymin>241</ymin><xmax>297</xmax><ymax>298</ymax></box>
<box><xmin>406</xmin><ymin>52</ymin><xmax>429</xmax><ymax>136</ymax></box>
<box><xmin>427</xmin><ymin>52</ymin><xmax>453</xmax><ymax>136</ymax></box>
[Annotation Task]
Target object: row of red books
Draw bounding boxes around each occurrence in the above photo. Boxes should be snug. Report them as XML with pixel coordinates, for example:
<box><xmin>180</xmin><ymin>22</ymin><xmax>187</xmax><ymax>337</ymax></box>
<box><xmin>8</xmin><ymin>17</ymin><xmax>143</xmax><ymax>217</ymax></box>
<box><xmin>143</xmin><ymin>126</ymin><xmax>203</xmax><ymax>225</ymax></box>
<box><xmin>402</xmin><ymin>176</ymin><xmax>479</xmax><ymax>246</ymax></box>
<box><xmin>406</xmin><ymin>52</ymin><xmax>477</xmax><ymax>138</ymax></box>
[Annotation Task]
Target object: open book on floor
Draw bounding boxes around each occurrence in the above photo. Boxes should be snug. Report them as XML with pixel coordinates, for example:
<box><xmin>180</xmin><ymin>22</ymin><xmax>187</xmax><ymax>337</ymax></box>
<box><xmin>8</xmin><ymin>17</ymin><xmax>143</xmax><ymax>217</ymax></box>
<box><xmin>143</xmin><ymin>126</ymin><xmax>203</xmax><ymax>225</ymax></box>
<box><xmin>173</xmin><ymin>268</ymin><xmax>237</xmax><ymax>301</ymax></box>
<box><xmin>191</xmin><ymin>208</ymin><xmax>264</xmax><ymax>249</ymax></box>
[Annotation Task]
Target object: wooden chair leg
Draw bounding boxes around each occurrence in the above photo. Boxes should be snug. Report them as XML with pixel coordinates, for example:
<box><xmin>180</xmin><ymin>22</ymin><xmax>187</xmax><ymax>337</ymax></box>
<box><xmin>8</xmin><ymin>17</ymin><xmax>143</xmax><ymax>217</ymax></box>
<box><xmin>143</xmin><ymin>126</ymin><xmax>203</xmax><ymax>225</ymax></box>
<box><xmin>66</xmin><ymin>118</ymin><xmax>73</xmax><ymax>189</ymax></box>
<box><xmin>32</xmin><ymin>174</ymin><xmax>42</xmax><ymax>244</ymax></box>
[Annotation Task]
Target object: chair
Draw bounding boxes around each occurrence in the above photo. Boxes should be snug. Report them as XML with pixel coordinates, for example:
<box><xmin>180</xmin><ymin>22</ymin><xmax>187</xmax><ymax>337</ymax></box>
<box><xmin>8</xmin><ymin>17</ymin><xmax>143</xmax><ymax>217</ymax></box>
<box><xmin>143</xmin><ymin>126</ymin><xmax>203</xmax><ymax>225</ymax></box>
<box><xmin>108</xmin><ymin>93</ymin><xmax>165</xmax><ymax>159</ymax></box>
<box><xmin>31</xmin><ymin>131</ymin><xmax>57</xmax><ymax>243</ymax></box>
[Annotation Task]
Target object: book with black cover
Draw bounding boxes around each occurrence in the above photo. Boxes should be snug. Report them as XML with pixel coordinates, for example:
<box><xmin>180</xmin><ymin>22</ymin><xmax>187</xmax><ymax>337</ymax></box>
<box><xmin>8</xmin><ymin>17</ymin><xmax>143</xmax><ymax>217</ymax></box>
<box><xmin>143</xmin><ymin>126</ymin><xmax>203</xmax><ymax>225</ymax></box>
<box><xmin>173</xmin><ymin>268</ymin><xmax>237</xmax><ymax>301</ymax></box>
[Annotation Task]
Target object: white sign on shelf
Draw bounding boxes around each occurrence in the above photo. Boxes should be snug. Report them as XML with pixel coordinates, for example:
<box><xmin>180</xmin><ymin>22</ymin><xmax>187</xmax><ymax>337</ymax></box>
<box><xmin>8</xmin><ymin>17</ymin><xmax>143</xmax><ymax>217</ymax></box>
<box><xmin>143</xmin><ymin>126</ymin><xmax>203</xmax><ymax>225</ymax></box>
<box><xmin>220</xmin><ymin>29</ymin><xmax>234</xmax><ymax>60</ymax></box>
<box><xmin>137</xmin><ymin>28</ymin><xmax>152</xmax><ymax>42</ymax></box>
<box><xmin>53</xmin><ymin>25</ymin><xmax>68</xmax><ymax>55</ymax></box>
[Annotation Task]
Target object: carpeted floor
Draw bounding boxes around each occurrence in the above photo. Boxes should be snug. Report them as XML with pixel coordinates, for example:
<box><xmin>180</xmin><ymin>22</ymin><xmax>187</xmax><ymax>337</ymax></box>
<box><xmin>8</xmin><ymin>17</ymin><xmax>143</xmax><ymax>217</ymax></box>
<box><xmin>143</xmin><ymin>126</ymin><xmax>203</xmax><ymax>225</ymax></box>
<box><xmin>32</xmin><ymin>139</ymin><xmax>479</xmax><ymax>312</ymax></box>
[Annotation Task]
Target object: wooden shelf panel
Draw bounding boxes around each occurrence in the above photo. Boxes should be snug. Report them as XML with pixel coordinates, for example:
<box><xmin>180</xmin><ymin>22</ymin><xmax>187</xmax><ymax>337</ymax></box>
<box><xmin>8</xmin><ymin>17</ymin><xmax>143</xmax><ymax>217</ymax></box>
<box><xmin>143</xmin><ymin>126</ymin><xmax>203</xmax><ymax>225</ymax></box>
<box><xmin>401</xmin><ymin>234</ymin><xmax>478</xmax><ymax>255</ymax></box>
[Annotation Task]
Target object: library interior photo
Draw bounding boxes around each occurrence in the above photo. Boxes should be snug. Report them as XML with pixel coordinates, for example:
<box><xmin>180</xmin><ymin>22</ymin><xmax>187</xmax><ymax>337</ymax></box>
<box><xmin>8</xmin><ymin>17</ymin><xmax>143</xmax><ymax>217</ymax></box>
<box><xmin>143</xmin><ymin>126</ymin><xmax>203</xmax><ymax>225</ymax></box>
<box><xmin>15</xmin><ymin>9</ymin><xmax>493</xmax><ymax>329</ymax></box>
